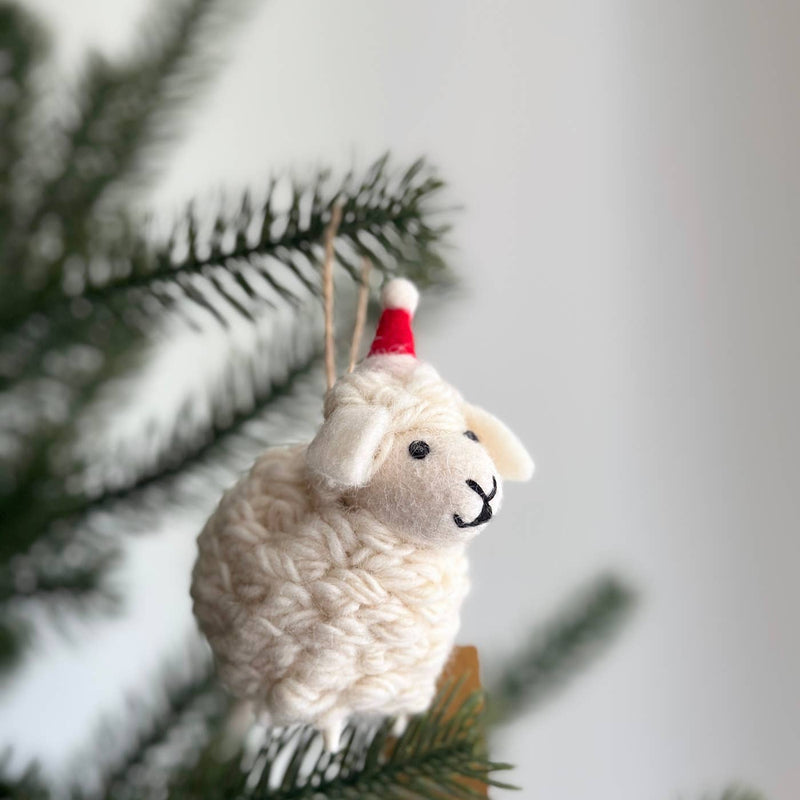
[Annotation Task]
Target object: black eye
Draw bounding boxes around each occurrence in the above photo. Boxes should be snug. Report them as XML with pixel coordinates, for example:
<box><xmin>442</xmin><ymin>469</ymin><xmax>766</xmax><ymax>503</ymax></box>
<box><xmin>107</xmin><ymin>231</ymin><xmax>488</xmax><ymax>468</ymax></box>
<box><xmin>408</xmin><ymin>440</ymin><xmax>430</xmax><ymax>459</ymax></box>
<box><xmin>464</xmin><ymin>430</ymin><xmax>479</xmax><ymax>442</ymax></box>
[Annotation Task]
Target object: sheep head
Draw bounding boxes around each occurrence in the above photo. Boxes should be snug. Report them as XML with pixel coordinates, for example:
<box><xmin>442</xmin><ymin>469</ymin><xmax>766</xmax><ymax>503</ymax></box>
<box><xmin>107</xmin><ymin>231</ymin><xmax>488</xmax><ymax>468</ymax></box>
<box><xmin>306</xmin><ymin>280</ymin><xmax>533</xmax><ymax>546</ymax></box>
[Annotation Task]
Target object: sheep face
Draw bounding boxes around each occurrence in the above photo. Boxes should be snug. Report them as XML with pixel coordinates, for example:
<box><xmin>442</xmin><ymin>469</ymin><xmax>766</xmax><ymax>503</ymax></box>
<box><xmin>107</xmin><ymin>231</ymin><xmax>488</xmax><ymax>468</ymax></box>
<box><xmin>306</xmin><ymin>357</ymin><xmax>534</xmax><ymax>546</ymax></box>
<box><xmin>350</xmin><ymin>424</ymin><xmax>504</xmax><ymax>545</ymax></box>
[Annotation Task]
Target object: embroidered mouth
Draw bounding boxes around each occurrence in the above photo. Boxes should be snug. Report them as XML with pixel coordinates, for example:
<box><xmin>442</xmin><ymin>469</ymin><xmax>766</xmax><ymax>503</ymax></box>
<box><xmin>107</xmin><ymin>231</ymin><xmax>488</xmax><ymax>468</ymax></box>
<box><xmin>453</xmin><ymin>476</ymin><xmax>497</xmax><ymax>528</ymax></box>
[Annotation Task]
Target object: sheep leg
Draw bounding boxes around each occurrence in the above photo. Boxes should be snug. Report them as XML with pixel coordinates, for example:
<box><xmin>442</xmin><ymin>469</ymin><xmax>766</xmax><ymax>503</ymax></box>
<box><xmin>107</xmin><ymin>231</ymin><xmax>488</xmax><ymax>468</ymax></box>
<box><xmin>391</xmin><ymin>714</ymin><xmax>409</xmax><ymax>737</ymax></box>
<box><xmin>320</xmin><ymin>714</ymin><xmax>345</xmax><ymax>753</ymax></box>
<box><xmin>257</xmin><ymin>708</ymin><xmax>272</xmax><ymax>727</ymax></box>
<box><xmin>220</xmin><ymin>699</ymin><xmax>256</xmax><ymax>756</ymax></box>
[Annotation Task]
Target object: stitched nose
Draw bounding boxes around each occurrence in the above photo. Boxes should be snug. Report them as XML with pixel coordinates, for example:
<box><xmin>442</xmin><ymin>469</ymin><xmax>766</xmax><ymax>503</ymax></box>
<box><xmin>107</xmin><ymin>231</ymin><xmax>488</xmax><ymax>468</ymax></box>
<box><xmin>453</xmin><ymin>476</ymin><xmax>497</xmax><ymax>528</ymax></box>
<box><xmin>466</xmin><ymin>477</ymin><xmax>497</xmax><ymax>503</ymax></box>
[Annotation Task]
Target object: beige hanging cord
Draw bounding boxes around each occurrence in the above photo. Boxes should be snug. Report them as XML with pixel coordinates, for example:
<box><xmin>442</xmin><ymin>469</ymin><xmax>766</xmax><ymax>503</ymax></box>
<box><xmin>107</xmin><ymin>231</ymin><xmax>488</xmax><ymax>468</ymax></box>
<box><xmin>347</xmin><ymin>256</ymin><xmax>373</xmax><ymax>373</ymax></box>
<box><xmin>322</xmin><ymin>204</ymin><xmax>342</xmax><ymax>390</ymax></box>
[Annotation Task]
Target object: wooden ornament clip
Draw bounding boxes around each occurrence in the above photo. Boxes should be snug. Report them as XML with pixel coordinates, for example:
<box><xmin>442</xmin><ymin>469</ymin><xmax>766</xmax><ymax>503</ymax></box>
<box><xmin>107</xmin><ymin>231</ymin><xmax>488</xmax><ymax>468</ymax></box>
<box><xmin>434</xmin><ymin>646</ymin><xmax>488</xmax><ymax>798</ymax></box>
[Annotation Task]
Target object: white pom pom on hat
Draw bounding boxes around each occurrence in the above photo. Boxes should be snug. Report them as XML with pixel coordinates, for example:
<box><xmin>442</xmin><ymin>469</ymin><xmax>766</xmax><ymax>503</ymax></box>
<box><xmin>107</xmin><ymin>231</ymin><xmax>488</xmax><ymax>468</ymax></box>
<box><xmin>368</xmin><ymin>278</ymin><xmax>419</xmax><ymax>358</ymax></box>
<box><xmin>381</xmin><ymin>278</ymin><xmax>419</xmax><ymax>315</ymax></box>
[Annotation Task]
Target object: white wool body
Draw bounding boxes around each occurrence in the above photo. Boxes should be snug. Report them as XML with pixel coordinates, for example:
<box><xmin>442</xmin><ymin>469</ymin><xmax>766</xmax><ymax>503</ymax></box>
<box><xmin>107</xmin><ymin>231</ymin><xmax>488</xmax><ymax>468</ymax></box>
<box><xmin>191</xmin><ymin>443</ymin><xmax>469</xmax><ymax>738</ymax></box>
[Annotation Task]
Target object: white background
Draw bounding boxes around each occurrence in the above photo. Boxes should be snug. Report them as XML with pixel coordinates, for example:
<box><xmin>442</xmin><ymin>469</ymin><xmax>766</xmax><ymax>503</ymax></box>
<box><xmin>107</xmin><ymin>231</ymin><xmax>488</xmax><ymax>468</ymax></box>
<box><xmin>3</xmin><ymin>1</ymin><xmax>799</xmax><ymax>798</ymax></box>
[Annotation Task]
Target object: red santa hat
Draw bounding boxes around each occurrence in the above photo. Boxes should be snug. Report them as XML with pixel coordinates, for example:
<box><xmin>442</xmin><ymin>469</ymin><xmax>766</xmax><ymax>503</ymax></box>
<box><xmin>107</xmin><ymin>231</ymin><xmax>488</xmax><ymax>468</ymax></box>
<box><xmin>367</xmin><ymin>278</ymin><xmax>420</xmax><ymax>358</ymax></box>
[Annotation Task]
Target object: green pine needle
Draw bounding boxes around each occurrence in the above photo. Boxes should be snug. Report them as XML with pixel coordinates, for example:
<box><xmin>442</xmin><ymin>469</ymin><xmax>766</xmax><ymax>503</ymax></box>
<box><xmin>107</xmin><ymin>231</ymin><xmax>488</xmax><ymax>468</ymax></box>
<box><xmin>0</xmin><ymin>2</ymin><xmax>47</xmax><ymax>250</ymax></box>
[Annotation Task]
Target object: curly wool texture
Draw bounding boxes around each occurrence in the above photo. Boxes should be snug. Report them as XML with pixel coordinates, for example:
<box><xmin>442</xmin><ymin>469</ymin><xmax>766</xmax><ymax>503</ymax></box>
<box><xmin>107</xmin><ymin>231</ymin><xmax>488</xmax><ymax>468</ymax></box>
<box><xmin>324</xmin><ymin>356</ymin><xmax>464</xmax><ymax>432</ymax></box>
<box><xmin>314</xmin><ymin>357</ymin><xmax>468</xmax><ymax>490</ymax></box>
<box><xmin>191</xmin><ymin>442</ymin><xmax>469</xmax><ymax>732</ymax></box>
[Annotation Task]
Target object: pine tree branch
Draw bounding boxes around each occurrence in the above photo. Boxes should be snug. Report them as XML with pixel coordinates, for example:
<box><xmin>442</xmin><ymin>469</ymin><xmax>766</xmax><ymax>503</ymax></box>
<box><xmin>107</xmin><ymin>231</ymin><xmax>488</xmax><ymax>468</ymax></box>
<box><xmin>92</xmin><ymin>355</ymin><xmax>323</xmax><ymax>510</ymax></box>
<box><xmin>0</xmin><ymin>322</ymin><xmax>145</xmax><ymax>665</ymax></box>
<box><xmin>0</xmin><ymin>585</ymin><xmax>115</xmax><ymax>676</ymax></box>
<box><xmin>0</xmin><ymin>334</ymin><xmax>319</xmax><ymax>599</ymax></box>
<box><xmin>1</xmin><ymin>0</ymin><xmax>252</xmax><ymax>327</ymax></box>
<box><xmin>487</xmin><ymin>575</ymin><xmax>635</xmax><ymax>726</ymax></box>
<box><xmin>1</xmin><ymin>680</ymin><xmax>510</xmax><ymax>799</ymax></box>
<box><xmin>0</xmin><ymin>525</ymin><xmax>119</xmax><ymax>617</ymax></box>
<box><xmin>0</xmin><ymin>329</ymin><xmax>147</xmax><ymax>562</ymax></box>
<box><xmin>697</xmin><ymin>788</ymin><xmax>766</xmax><ymax>800</ymax></box>
<box><xmin>96</xmin><ymin>665</ymin><xmax>228</xmax><ymax>800</ymax></box>
<box><xmin>0</xmin><ymin>2</ymin><xmax>47</xmax><ymax>256</ymax></box>
<box><xmin>0</xmin><ymin>156</ymin><xmax>447</xmax><ymax>393</ymax></box>
<box><xmin>168</xmin><ymin>684</ymin><xmax>515</xmax><ymax>800</ymax></box>
<box><xmin>0</xmin><ymin>616</ymin><xmax>30</xmax><ymax>672</ymax></box>
<box><xmin>0</xmin><ymin>345</ymin><xmax>319</xmax><ymax>680</ymax></box>
<box><xmin>0</xmin><ymin>760</ymin><xmax>50</xmax><ymax>800</ymax></box>
<box><xmin>3</xmin><ymin>155</ymin><xmax>449</xmax><ymax>337</ymax></box>
<box><xmin>0</xmin><ymin>660</ymin><xmax>225</xmax><ymax>800</ymax></box>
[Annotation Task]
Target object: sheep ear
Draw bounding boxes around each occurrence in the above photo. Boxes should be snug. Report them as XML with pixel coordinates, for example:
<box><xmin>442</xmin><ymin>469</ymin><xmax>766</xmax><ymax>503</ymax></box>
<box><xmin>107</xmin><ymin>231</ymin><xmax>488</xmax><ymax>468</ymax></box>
<box><xmin>306</xmin><ymin>405</ymin><xmax>392</xmax><ymax>489</ymax></box>
<box><xmin>464</xmin><ymin>402</ymin><xmax>534</xmax><ymax>481</ymax></box>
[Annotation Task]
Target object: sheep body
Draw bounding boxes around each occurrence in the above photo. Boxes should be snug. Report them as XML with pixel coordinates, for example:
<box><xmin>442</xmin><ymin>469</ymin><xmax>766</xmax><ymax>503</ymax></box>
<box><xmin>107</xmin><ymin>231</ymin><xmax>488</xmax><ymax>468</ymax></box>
<box><xmin>191</xmin><ymin>441</ymin><xmax>470</xmax><ymax>739</ymax></box>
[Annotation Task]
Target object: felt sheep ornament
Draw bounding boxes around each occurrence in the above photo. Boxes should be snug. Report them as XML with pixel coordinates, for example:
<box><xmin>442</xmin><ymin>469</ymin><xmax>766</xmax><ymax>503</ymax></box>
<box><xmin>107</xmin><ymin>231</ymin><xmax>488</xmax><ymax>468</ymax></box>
<box><xmin>191</xmin><ymin>278</ymin><xmax>534</xmax><ymax>752</ymax></box>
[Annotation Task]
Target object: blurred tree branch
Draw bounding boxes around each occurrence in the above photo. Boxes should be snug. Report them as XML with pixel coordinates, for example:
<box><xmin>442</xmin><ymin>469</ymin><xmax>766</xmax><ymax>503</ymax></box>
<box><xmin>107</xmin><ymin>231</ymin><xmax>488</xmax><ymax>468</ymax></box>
<box><xmin>487</xmin><ymin>575</ymin><xmax>635</xmax><ymax>726</ymax></box>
